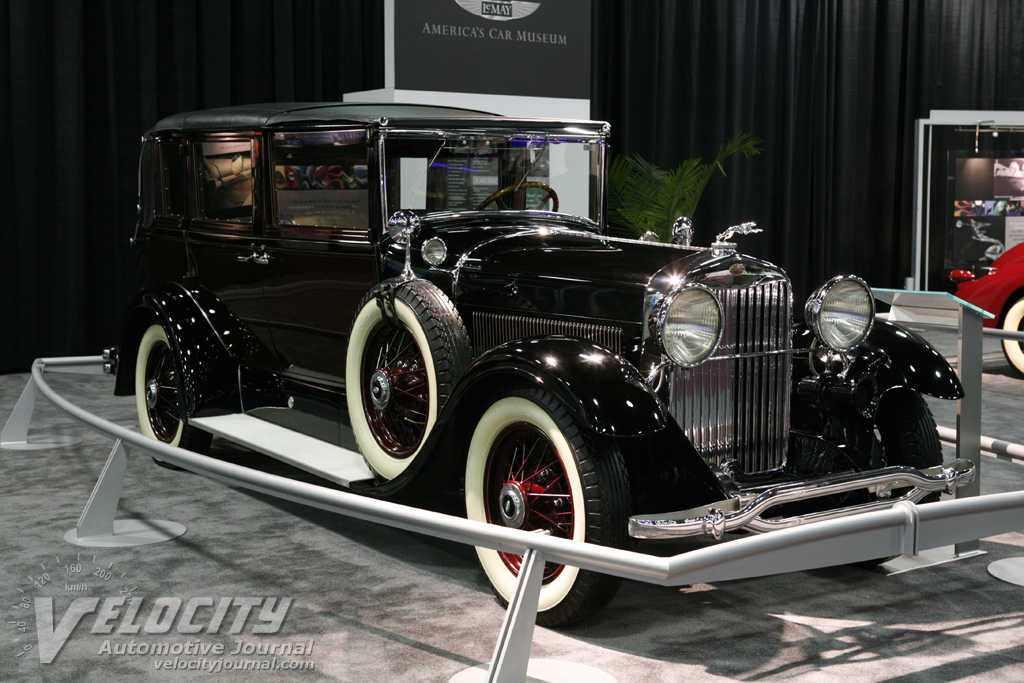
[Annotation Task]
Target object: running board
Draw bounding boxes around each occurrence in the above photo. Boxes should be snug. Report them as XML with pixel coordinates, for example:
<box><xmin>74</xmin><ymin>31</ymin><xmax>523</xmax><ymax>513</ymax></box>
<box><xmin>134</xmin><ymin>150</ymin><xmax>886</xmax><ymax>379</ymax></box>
<box><xmin>190</xmin><ymin>414</ymin><xmax>375</xmax><ymax>487</ymax></box>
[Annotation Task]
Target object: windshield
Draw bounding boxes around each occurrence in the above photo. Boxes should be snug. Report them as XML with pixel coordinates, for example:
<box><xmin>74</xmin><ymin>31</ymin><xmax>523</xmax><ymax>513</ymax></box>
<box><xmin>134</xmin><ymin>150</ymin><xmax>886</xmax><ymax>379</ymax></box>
<box><xmin>382</xmin><ymin>134</ymin><xmax>604</xmax><ymax>224</ymax></box>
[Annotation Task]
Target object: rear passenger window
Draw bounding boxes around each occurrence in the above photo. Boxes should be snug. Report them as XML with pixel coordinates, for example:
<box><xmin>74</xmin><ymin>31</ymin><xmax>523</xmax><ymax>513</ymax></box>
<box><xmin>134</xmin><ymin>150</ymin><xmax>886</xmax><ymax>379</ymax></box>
<box><xmin>269</xmin><ymin>130</ymin><xmax>369</xmax><ymax>240</ymax></box>
<box><xmin>195</xmin><ymin>140</ymin><xmax>254</xmax><ymax>222</ymax></box>
<box><xmin>158</xmin><ymin>141</ymin><xmax>187</xmax><ymax>217</ymax></box>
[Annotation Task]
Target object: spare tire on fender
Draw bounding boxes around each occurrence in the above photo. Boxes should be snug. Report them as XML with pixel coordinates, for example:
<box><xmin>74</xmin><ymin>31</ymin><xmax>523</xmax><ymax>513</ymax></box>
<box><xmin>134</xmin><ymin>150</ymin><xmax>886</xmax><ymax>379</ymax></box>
<box><xmin>346</xmin><ymin>279</ymin><xmax>471</xmax><ymax>480</ymax></box>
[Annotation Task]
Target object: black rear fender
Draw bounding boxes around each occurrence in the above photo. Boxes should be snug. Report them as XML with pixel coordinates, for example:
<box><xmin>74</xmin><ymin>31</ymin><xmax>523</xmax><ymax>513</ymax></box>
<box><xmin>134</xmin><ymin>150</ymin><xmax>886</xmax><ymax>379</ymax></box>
<box><xmin>114</xmin><ymin>284</ymin><xmax>249</xmax><ymax>417</ymax></box>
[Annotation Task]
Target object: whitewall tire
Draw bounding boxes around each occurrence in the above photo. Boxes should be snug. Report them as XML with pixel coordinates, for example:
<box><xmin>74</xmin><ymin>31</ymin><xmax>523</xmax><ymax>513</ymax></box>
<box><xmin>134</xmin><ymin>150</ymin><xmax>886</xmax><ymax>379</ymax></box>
<box><xmin>465</xmin><ymin>386</ymin><xmax>629</xmax><ymax>627</ymax></box>
<box><xmin>1001</xmin><ymin>297</ymin><xmax>1024</xmax><ymax>377</ymax></box>
<box><xmin>346</xmin><ymin>281</ymin><xmax>469</xmax><ymax>480</ymax></box>
<box><xmin>135</xmin><ymin>323</ymin><xmax>210</xmax><ymax>454</ymax></box>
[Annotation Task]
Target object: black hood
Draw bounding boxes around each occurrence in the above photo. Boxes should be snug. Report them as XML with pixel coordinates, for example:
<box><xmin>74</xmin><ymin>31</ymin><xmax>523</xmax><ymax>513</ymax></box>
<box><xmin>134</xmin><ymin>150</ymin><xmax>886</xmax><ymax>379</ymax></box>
<box><xmin>407</xmin><ymin>212</ymin><xmax>709</xmax><ymax>325</ymax></box>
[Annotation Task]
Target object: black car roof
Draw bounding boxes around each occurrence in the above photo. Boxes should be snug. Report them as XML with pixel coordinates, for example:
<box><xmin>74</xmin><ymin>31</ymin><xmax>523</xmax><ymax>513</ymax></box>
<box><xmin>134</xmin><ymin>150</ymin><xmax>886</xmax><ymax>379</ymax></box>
<box><xmin>148</xmin><ymin>102</ymin><xmax>606</xmax><ymax>135</ymax></box>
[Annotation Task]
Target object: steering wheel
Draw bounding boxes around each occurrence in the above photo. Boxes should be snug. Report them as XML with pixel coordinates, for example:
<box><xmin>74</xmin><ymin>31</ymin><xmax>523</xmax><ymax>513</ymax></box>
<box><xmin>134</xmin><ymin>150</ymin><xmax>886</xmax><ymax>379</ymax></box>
<box><xmin>477</xmin><ymin>181</ymin><xmax>559</xmax><ymax>212</ymax></box>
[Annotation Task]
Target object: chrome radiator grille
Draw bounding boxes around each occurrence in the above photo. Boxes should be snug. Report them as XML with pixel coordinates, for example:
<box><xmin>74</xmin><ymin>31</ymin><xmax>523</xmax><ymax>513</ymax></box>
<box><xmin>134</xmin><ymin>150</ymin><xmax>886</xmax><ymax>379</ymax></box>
<box><xmin>472</xmin><ymin>311</ymin><xmax>622</xmax><ymax>358</ymax></box>
<box><xmin>667</xmin><ymin>279</ymin><xmax>792</xmax><ymax>473</ymax></box>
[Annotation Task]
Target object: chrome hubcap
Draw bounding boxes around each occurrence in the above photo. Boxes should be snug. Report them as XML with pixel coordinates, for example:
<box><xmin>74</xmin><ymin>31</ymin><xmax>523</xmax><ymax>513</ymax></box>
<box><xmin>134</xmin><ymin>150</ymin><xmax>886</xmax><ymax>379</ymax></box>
<box><xmin>145</xmin><ymin>379</ymin><xmax>160</xmax><ymax>410</ymax></box>
<box><xmin>498</xmin><ymin>483</ymin><xmax>527</xmax><ymax>528</ymax></box>
<box><xmin>369</xmin><ymin>370</ymin><xmax>391</xmax><ymax>410</ymax></box>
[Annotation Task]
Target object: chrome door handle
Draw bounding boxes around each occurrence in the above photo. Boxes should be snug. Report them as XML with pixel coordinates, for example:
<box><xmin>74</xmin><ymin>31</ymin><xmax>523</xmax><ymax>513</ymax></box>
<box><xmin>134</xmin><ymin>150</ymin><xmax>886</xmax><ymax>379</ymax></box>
<box><xmin>237</xmin><ymin>243</ymin><xmax>259</xmax><ymax>263</ymax></box>
<box><xmin>237</xmin><ymin>244</ymin><xmax>273</xmax><ymax>265</ymax></box>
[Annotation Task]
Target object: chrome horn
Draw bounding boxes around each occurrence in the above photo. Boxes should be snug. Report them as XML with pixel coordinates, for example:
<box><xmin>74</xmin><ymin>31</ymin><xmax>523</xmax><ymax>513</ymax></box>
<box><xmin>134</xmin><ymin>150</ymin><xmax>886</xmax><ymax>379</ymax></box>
<box><xmin>672</xmin><ymin>217</ymin><xmax>694</xmax><ymax>246</ymax></box>
<box><xmin>387</xmin><ymin>210</ymin><xmax>421</xmax><ymax>279</ymax></box>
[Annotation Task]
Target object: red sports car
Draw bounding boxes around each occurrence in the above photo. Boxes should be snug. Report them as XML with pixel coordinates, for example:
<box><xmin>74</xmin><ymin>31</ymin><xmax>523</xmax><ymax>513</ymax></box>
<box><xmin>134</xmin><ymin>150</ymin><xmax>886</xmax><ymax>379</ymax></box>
<box><xmin>950</xmin><ymin>242</ymin><xmax>1024</xmax><ymax>376</ymax></box>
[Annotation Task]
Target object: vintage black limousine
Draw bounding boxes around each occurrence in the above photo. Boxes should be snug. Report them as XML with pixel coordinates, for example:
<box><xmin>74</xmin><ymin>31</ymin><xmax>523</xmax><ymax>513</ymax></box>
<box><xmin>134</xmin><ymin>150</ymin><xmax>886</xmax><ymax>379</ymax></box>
<box><xmin>114</xmin><ymin>103</ymin><xmax>974</xmax><ymax>626</ymax></box>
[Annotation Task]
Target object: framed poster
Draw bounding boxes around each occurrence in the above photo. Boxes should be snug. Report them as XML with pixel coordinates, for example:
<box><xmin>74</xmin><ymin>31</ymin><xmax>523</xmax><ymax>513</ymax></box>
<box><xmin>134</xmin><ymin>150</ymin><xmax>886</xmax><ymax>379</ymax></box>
<box><xmin>946</xmin><ymin>154</ymin><xmax>1024</xmax><ymax>272</ymax></box>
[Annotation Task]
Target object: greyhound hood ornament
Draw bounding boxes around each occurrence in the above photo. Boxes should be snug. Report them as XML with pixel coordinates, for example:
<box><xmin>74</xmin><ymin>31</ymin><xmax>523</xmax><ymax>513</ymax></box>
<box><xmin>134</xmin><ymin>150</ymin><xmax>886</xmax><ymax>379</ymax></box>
<box><xmin>713</xmin><ymin>222</ymin><xmax>761</xmax><ymax>254</ymax></box>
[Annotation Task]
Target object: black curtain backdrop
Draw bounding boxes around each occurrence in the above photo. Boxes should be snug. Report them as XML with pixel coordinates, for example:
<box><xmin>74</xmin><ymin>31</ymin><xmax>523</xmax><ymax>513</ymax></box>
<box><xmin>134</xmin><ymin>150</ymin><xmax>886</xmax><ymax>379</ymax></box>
<box><xmin>2</xmin><ymin>1</ymin><xmax>1024</xmax><ymax>373</ymax></box>
<box><xmin>592</xmin><ymin>0</ymin><xmax>1024</xmax><ymax>302</ymax></box>
<box><xmin>0</xmin><ymin>0</ymin><xmax>384</xmax><ymax>373</ymax></box>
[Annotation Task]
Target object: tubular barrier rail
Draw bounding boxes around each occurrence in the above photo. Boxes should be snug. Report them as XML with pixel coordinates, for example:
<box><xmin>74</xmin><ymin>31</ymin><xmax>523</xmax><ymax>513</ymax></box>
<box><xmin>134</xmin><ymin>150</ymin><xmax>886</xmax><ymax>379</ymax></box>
<box><xmin>5</xmin><ymin>355</ymin><xmax>1024</xmax><ymax>683</ymax></box>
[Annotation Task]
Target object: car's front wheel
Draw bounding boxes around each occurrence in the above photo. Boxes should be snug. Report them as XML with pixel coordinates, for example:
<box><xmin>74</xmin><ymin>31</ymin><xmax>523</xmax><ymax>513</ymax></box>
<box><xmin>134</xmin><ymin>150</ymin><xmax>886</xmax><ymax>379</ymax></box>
<box><xmin>135</xmin><ymin>323</ymin><xmax>211</xmax><ymax>454</ymax></box>
<box><xmin>1000</xmin><ymin>296</ymin><xmax>1024</xmax><ymax>377</ymax></box>
<box><xmin>877</xmin><ymin>389</ymin><xmax>943</xmax><ymax>476</ymax></box>
<box><xmin>465</xmin><ymin>386</ymin><xmax>630</xmax><ymax>628</ymax></box>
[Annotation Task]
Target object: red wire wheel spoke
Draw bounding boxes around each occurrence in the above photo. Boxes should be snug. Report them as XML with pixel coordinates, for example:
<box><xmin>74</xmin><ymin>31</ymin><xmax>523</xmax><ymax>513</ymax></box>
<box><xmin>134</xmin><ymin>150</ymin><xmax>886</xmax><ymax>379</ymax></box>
<box><xmin>146</xmin><ymin>342</ymin><xmax>180</xmax><ymax>442</ymax></box>
<box><xmin>484</xmin><ymin>423</ymin><xmax>575</xmax><ymax>583</ymax></box>
<box><xmin>361</xmin><ymin>322</ymin><xmax>430</xmax><ymax>458</ymax></box>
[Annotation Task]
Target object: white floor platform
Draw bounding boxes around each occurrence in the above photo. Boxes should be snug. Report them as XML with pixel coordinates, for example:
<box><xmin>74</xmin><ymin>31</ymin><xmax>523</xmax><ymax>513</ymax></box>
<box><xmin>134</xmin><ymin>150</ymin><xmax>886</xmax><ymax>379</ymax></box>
<box><xmin>191</xmin><ymin>414</ymin><xmax>375</xmax><ymax>486</ymax></box>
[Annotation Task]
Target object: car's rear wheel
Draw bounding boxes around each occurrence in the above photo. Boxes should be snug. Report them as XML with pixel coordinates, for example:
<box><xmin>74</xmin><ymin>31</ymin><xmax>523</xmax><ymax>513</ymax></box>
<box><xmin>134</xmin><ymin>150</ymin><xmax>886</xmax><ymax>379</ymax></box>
<box><xmin>465</xmin><ymin>386</ymin><xmax>630</xmax><ymax>628</ymax></box>
<box><xmin>135</xmin><ymin>324</ymin><xmax>211</xmax><ymax>454</ymax></box>
<box><xmin>1000</xmin><ymin>296</ymin><xmax>1024</xmax><ymax>377</ymax></box>
<box><xmin>346</xmin><ymin>280</ymin><xmax>470</xmax><ymax>480</ymax></box>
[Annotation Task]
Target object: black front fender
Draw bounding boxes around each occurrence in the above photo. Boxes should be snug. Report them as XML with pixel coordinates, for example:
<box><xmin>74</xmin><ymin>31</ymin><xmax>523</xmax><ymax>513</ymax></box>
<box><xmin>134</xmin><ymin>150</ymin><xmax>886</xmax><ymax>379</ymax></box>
<box><xmin>795</xmin><ymin>319</ymin><xmax>963</xmax><ymax>402</ymax></box>
<box><xmin>350</xmin><ymin>335</ymin><xmax>728</xmax><ymax>508</ymax></box>
<box><xmin>453</xmin><ymin>336</ymin><xmax>668</xmax><ymax>437</ymax></box>
<box><xmin>857</xmin><ymin>319</ymin><xmax>964</xmax><ymax>400</ymax></box>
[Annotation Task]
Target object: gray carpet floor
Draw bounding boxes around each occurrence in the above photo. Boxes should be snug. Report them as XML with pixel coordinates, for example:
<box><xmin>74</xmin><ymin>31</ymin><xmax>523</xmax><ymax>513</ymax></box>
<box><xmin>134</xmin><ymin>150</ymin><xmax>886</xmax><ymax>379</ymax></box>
<box><xmin>1</xmin><ymin>326</ymin><xmax>1022</xmax><ymax>682</ymax></box>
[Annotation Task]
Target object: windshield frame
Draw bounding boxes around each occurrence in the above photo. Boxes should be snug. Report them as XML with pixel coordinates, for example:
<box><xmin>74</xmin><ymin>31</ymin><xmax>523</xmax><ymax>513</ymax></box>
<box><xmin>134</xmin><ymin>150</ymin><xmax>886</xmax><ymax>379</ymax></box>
<box><xmin>376</xmin><ymin>125</ymin><xmax>608</xmax><ymax>233</ymax></box>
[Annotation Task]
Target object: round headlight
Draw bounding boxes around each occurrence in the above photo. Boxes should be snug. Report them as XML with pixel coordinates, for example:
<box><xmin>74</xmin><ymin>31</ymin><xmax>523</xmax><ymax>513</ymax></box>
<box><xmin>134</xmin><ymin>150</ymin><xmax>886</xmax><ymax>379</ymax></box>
<box><xmin>805</xmin><ymin>276</ymin><xmax>874</xmax><ymax>351</ymax></box>
<box><xmin>659</xmin><ymin>286</ymin><xmax>723</xmax><ymax>366</ymax></box>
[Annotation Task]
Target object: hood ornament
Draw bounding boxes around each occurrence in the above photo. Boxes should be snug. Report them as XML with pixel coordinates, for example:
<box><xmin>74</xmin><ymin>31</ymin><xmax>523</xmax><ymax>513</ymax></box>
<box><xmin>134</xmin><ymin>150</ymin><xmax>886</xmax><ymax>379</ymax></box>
<box><xmin>713</xmin><ymin>222</ymin><xmax>761</xmax><ymax>255</ymax></box>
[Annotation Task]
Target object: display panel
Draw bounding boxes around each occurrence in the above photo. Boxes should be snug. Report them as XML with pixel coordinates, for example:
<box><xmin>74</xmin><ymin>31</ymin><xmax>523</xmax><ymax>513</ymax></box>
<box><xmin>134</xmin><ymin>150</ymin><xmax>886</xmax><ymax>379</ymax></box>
<box><xmin>946</xmin><ymin>153</ymin><xmax>1024</xmax><ymax>271</ymax></box>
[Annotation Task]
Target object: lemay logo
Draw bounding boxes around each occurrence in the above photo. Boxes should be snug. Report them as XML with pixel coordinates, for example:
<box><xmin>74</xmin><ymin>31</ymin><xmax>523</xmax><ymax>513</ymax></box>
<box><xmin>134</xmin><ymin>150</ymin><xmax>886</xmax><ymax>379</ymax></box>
<box><xmin>455</xmin><ymin>0</ymin><xmax>541</xmax><ymax>21</ymax></box>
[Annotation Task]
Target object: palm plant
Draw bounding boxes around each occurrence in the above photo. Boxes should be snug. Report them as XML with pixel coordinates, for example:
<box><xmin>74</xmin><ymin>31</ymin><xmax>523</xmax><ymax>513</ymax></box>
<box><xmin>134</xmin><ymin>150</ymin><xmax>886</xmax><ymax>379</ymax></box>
<box><xmin>606</xmin><ymin>132</ymin><xmax>763</xmax><ymax>242</ymax></box>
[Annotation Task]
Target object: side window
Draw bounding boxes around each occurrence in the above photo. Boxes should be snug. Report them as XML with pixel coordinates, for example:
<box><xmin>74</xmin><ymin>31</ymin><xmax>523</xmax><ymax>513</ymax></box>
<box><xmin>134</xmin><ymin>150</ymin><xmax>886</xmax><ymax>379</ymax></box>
<box><xmin>158</xmin><ymin>141</ymin><xmax>187</xmax><ymax>217</ymax></box>
<box><xmin>195</xmin><ymin>140</ymin><xmax>254</xmax><ymax>223</ymax></box>
<box><xmin>138</xmin><ymin>139</ymin><xmax>157</xmax><ymax>230</ymax></box>
<box><xmin>269</xmin><ymin>130</ymin><xmax>369</xmax><ymax>240</ymax></box>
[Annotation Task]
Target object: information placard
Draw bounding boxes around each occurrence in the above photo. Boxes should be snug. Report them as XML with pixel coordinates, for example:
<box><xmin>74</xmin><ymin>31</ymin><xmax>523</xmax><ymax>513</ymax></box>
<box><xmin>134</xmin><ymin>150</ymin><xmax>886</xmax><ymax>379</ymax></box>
<box><xmin>394</xmin><ymin>0</ymin><xmax>590</xmax><ymax>100</ymax></box>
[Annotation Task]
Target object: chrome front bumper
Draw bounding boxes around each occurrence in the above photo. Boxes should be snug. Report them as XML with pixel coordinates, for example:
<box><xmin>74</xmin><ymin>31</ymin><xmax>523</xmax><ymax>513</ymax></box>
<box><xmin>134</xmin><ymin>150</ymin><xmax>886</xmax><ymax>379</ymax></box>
<box><xmin>628</xmin><ymin>459</ymin><xmax>976</xmax><ymax>540</ymax></box>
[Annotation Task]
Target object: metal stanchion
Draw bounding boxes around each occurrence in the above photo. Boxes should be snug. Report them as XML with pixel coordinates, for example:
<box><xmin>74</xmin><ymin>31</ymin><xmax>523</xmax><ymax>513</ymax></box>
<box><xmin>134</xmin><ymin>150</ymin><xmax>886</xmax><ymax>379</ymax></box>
<box><xmin>1</xmin><ymin>374</ymin><xmax>81</xmax><ymax>449</ymax></box>
<box><xmin>1</xmin><ymin>355</ymin><xmax>108</xmax><ymax>449</ymax></box>
<box><xmin>450</xmin><ymin>544</ymin><xmax>618</xmax><ymax>683</ymax></box>
<box><xmin>63</xmin><ymin>438</ymin><xmax>187</xmax><ymax>547</ymax></box>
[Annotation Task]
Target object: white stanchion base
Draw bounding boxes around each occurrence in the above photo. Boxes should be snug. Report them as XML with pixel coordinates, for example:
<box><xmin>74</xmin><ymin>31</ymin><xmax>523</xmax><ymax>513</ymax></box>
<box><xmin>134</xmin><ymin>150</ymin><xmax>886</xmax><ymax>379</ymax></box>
<box><xmin>879</xmin><ymin>545</ymin><xmax>987</xmax><ymax>575</ymax></box>
<box><xmin>988</xmin><ymin>558</ymin><xmax>1024</xmax><ymax>586</ymax></box>
<box><xmin>64</xmin><ymin>519</ymin><xmax>187</xmax><ymax>547</ymax></box>
<box><xmin>449</xmin><ymin>659</ymin><xmax>618</xmax><ymax>683</ymax></box>
<box><xmin>2</xmin><ymin>435</ymin><xmax>82</xmax><ymax>450</ymax></box>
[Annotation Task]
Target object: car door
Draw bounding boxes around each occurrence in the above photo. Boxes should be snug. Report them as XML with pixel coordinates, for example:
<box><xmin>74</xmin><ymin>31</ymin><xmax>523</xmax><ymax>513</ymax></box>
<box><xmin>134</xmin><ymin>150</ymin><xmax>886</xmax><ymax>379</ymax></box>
<box><xmin>185</xmin><ymin>135</ymin><xmax>278</xmax><ymax>370</ymax></box>
<box><xmin>254</xmin><ymin>129</ymin><xmax>377</xmax><ymax>444</ymax></box>
<box><xmin>260</xmin><ymin>128</ymin><xmax>376</xmax><ymax>381</ymax></box>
